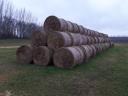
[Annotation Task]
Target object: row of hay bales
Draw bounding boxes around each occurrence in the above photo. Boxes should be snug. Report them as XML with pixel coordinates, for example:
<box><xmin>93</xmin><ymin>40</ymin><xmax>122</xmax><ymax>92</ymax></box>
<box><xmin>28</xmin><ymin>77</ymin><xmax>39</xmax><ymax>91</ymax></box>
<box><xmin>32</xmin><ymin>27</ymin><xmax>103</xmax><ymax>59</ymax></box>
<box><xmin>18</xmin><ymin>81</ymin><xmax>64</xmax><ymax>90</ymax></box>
<box><xmin>16</xmin><ymin>15</ymin><xmax>114</xmax><ymax>68</ymax></box>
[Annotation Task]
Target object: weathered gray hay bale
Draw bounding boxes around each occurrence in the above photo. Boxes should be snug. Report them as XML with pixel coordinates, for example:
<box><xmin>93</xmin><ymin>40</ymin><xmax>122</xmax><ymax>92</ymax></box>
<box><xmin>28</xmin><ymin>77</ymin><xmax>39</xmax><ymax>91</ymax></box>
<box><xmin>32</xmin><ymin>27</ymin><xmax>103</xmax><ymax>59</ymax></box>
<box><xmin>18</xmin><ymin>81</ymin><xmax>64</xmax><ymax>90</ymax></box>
<box><xmin>31</xmin><ymin>29</ymin><xmax>46</xmax><ymax>48</ymax></box>
<box><xmin>89</xmin><ymin>30</ymin><xmax>94</xmax><ymax>36</ymax></box>
<box><xmin>103</xmin><ymin>43</ymin><xmax>106</xmax><ymax>50</ymax></box>
<box><xmin>94</xmin><ymin>44</ymin><xmax>101</xmax><ymax>53</ymax></box>
<box><xmin>83</xmin><ymin>28</ymin><xmax>88</xmax><ymax>35</ymax></box>
<box><xmin>33</xmin><ymin>46</ymin><xmax>53</xmax><ymax>66</ymax></box>
<box><xmin>53</xmin><ymin>47</ymin><xmax>82</xmax><ymax>68</ymax></box>
<box><xmin>98</xmin><ymin>37</ymin><xmax>104</xmax><ymax>43</ymax></box>
<box><xmin>99</xmin><ymin>44</ymin><xmax>104</xmax><ymax>52</ymax></box>
<box><xmin>87</xmin><ymin>36</ymin><xmax>92</xmax><ymax>44</ymax></box>
<box><xmin>86</xmin><ymin>45</ymin><xmax>94</xmax><ymax>57</ymax></box>
<box><xmin>90</xmin><ymin>37</ymin><xmax>95</xmax><ymax>44</ymax></box>
<box><xmin>68</xmin><ymin>33</ymin><xmax>82</xmax><ymax>45</ymax></box>
<box><xmin>91</xmin><ymin>31</ymin><xmax>96</xmax><ymax>36</ymax></box>
<box><xmin>16</xmin><ymin>45</ymin><xmax>33</xmax><ymax>64</ymax></box>
<box><xmin>67</xmin><ymin>21</ymin><xmax>74</xmax><ymax>32</ymax></box>
<box><xmin>90</xmin><ymin>45</ymin><xmax>97</xmax><ymax>56</ymax></box>
<box><xmin>72</xmin><ymin>23</ymin><xmax>80</xmax><ymax>33</ymax></box>
<box><xmin>74</xmin><ymin>47</ymin><xmax>85</xmax><ymax>64</ymax></box>
<box><xmin>44</xmin><ymin>16</ymin><xmax>68</xmax><ymax>32</ymax></box>
<box><xmin>79</xmin><ymin>25</ymin><xmax>85</xmax><ymax>34</ymax></box>
<box><xmin>87</xmin><ymin>29</ymin><xmax>91</xmax><ymax>36</ymax></box>
<box><xmin>94</xmin><ymin>37</ymin><xmax>99</xmax><ymax>43</ymax></box>
<box><xmin>80</xmin><ymin>45</ymin><xmax>92</xmax><ymax>60</ymax></box>
<box><xmin>47</xmin><ymin>32</ymin><xmax>72</xmax><ymax>49</ymax></box>
<box><xmin>94</xmin><ymin>31</ymin><xmax>99</xmax><ymax>37</ymax></box>
<box><xmin>81</xmin><ymin>35</ymin><xmax>88</xmax><ymax>45</ymax></box>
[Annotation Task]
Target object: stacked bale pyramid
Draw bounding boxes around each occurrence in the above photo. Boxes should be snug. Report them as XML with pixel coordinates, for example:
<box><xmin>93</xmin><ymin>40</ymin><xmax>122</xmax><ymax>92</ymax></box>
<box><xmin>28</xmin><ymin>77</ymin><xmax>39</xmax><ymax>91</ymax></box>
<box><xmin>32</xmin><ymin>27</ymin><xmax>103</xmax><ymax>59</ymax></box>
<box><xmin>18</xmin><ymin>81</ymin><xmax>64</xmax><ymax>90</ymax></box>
<box><xmin>16</xmin><ymin>16</ymin><xmax>114</xmax><ymax>68</ymax></box>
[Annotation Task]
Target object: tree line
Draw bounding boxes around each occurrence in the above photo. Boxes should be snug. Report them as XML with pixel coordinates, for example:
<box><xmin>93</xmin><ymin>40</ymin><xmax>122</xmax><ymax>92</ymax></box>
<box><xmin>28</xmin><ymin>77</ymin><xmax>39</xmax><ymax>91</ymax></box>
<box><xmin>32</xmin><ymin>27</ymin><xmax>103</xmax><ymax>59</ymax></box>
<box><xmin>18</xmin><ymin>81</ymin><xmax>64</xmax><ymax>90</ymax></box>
<box><xmin>0</xmin><ymin>0</ymin><xmax>40</xmax><ymax>39</ymax></box>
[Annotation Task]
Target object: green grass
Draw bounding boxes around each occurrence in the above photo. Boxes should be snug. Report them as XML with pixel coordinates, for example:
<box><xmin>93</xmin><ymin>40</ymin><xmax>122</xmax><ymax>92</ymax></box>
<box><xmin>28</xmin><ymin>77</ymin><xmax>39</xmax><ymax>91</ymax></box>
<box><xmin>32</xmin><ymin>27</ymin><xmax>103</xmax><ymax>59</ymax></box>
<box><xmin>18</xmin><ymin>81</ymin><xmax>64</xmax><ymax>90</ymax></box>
<box><xmin>0</xmin><ymin>40</ymin><xmax>128</xmax><ymax>96</ymax></box>
<box><xmin>0</xmin><ymin>39</ymin><xmax>30</xmax><ymax>46</ymax></box>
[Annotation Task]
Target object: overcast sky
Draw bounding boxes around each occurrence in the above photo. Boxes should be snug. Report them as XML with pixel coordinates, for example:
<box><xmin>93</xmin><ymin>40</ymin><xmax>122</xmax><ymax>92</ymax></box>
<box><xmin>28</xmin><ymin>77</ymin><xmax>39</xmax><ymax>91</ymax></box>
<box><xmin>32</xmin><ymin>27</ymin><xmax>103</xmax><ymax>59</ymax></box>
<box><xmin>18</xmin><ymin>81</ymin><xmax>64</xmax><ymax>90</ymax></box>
<box><xmin>10</xmin><ymin>0</ymin><xmax>128</xmax><ymax>36</ymax></box>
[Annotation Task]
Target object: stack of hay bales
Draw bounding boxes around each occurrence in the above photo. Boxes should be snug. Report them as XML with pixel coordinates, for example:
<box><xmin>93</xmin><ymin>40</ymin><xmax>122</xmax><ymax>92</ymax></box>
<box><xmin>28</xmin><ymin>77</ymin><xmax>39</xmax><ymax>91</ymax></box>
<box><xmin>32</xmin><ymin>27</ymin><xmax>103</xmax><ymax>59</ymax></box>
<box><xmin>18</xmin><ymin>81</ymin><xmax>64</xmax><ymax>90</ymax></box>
<box><xmin>16</xmin><ymin>15</ymin><xmax>114</xmax><ymax>68</ymax></box>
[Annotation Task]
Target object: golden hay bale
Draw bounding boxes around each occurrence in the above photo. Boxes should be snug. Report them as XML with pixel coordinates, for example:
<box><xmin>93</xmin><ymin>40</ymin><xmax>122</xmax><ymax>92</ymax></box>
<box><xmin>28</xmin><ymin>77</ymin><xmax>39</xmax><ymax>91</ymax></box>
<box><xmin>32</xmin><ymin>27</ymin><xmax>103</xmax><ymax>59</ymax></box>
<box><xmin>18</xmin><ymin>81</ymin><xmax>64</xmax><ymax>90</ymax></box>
<box><xmin>31</xmin><ymin>29</ymin><xmax>46</xmax><ymax>48</ymax></box>
<box><xmin>47</xmin><ymin>32</ymin><xmax>72</xmax><ymax>49</ymax></box>
<box><xmin>16</xmin><ymin>45</ymin><xmax>33</xmax><ymax>64</ymax></box>
<box><xmin>54</xmin><ymin>47</ymin><xmax>83</xmax><ymax>68</ymax></box>
<box><xmin>33</xmin><ymin>46</ymin><xmax>53</xmax><ymax>66</ymax></box>
<box><xmin>44</xmin><ymin>16</ymin><xmax>68</xmax><ymax>32</ymax></box>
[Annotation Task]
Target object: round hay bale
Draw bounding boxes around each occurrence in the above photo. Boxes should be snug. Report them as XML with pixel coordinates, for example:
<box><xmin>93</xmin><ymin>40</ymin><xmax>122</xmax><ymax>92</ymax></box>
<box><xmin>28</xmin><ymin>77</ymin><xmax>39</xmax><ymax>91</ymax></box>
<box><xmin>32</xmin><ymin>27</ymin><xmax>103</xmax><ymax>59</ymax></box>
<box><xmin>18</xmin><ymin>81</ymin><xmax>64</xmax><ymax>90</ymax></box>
<box><xmin>94</xmin><ymin>44</ymin><xmax>101</xmax><ymax>53</ymax></box>
<box><xmin>94</xmin><ymin>31</ymin><xmax>99</xmax><ymax>37</ymax></box>
<box><xmin>67</xmin><ymin>21</ymin><xmax>74</xmax><ymax>32</ymax></box>
<box><xmin>16</xmin><ymin>45</ymin><xmax>33</xmax><ymax>64</ymax></box>
<box><xmin>99</xmin><ymin>44</ymin><xmax>103</xmax><ymax>52</ymax></box>
<box><xmin>90</xmin><ymin>37</ymin><xmax>95</xmax><ymax>44</ymax></box>
<box><xmin>86</xmin><ymin>45</ymin><xmax>94</xmax><ymax>57</ymax></box>
<box><xmin>90</xmin><ymin>45</ymin><xmax>97</xmax><ymax>56</ymax></box>
<box><xmin>47</xmin><ymin>32</ymin><xmax>72</xmax><ymax>49</ymax></box>
<box><xmin>93</xmin><ymin>37</ymin><xmax>99</xmax><ymax>43</ymax></box>
<box><xmin>79</xmin><ymin>25</ymin><xmax>85</xmax><ymax>34</ymax></box>
<box><xmin>53</xmin><ymin>47</ymin><xmax>81</xmax><ymax>68</ymax></box>
<box><xmin>74</xmin><ymin>47</ymin><xmax>85</xmax><ymax>64</ymax></box>
<box><xmin>83</xmin><ymin>28</ymin><xmax>88</xmax><ymax>35</ymax></box>
<box><xmin>72</xmin><ymin>23</ymin><xmax>80</xmax><ymax>33</ymax></box>
<box><xmin>80</xmin><ymin>45</ymin><xmax>92</xmax><ymax>61</ymax></box>
<box><xmin>68</xmin><ymin>33</ymin><xmax>82</xmax><ymax>45</ymax></box>
<box><xmin>81</xmin><ymin>35</ymin><xmax>88</xmax><ymax>45</ymax></box>
<box><xmin>33</xmin><ymin>46</ymin><xmax>53</xmax><ymax>66</ymax></box>
<box><xmin>87</xmin><ymin>36</ymin><xmax>92</xmax><ymax>44</ymax></box>
<box><xmin>44</xmin><ymin>16</ymin><xmax>68</xmax><ymax>32</ymax></box>
<box><xmin>31</xmin><ymin>30</ymin><xmax>47</xmax><ymax>48</ymax></box>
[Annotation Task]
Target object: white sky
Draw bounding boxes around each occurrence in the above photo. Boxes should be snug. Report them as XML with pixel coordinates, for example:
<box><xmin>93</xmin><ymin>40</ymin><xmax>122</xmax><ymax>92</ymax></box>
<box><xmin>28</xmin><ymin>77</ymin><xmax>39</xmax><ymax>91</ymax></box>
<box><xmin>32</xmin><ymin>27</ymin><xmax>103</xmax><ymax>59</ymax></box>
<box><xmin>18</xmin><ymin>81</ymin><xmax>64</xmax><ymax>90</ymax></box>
<box><xmin>10</xmin><ymin>0</ymin><xmax>128</xmax><ymax>36</ymax></box>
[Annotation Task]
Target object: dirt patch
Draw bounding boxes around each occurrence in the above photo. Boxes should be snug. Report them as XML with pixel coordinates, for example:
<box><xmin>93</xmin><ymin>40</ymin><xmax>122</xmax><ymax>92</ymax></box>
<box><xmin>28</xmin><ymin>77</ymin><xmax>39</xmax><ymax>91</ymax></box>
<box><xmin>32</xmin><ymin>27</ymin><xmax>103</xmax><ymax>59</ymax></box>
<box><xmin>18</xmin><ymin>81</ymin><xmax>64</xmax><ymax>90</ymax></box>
<box><xmin>0</xmin><ymin>70</ymin><xmax>22</xmax><ymax>83</ymax></box>
<box><xmin>0</xmin><ymin>74</ymin><xmax>9</xmax><ymax>83</ymax></box>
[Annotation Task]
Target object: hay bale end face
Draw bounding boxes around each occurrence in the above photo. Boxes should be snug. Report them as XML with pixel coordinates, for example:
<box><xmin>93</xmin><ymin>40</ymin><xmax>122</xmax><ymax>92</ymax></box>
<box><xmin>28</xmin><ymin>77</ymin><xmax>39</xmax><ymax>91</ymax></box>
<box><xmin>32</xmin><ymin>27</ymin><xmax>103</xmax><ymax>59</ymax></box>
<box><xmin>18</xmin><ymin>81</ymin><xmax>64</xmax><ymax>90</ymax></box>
<box><xmin>44</xmin><ymin>16</ymin><xmax>68</xmax><ymax>32</ymax></box>
<box><xmin>33</xmin><ymin>46</ymin><xmax>53</xmax><ymax>66</ymax></box>
<box><xmin>53</xmin><ymin>47</ymin><xmax>82</xmax><ymax>68</ymax></box>
<box><xmin>47</xmin><ymin>32</ymin><xmax>72</xmax><ymax>49</ymax></box>
<box><xmin>31</xmin><ymin>29</ymin><xmax>46</xmax><ymax>48</ymax></box>
<box><xmin>16</xmin><ymin>45</ymin><xmax>33</xmax><ymax>64</ymax></box>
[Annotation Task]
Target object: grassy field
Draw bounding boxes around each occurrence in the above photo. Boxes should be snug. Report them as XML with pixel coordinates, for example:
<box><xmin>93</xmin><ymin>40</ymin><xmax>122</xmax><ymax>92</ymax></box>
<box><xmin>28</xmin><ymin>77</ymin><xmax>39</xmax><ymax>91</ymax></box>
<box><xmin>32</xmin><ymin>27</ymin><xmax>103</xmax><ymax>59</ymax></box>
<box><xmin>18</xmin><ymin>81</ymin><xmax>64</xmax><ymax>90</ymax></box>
<box><xmin>0</xmin><ymin>40</ymin><xmax>128</xmax><ymax>96</ymax></box>
<box><xmin>0</xmin><ymin>39</ymin><xmax>30</xmax><ymax>47</ymax></box>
